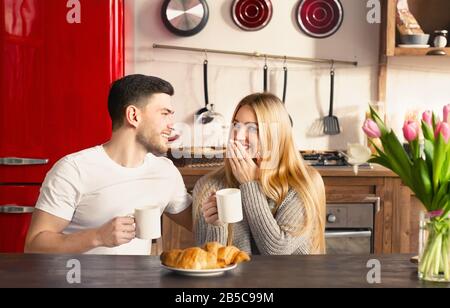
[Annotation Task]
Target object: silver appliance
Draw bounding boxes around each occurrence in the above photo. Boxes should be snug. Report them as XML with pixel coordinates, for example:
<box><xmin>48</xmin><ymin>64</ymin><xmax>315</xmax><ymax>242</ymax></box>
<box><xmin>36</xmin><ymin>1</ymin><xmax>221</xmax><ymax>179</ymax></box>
<box><xmin>325</xmin><ymin>197</ymin><xmax>379</xmax><ymax>255</ymax></box>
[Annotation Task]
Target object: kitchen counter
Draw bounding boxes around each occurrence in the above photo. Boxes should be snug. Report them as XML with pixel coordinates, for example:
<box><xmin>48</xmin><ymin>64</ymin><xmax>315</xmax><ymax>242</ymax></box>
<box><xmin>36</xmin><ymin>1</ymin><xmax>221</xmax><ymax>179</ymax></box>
<box><xmin>172</xmin><ymin>163</ymin><xmax>421</xmax><ymax>256</ymax></box>
<box><xmin>0</xmin><ymin>253</ymin><xmax>446</xmax><ymax>288</ymax></box>
<box><xmin>178</xmin><ymin>164</ymin><xmax>397</xmax><ymax>178</ymax></box>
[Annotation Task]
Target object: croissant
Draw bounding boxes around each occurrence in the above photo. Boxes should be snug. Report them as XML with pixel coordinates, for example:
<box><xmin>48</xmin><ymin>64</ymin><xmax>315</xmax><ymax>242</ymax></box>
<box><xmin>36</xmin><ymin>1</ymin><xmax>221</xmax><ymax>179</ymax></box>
<box><xmin>161</xmin><ymin>242</ymin><xmax>251</xmax><ymax>270</ymax></box>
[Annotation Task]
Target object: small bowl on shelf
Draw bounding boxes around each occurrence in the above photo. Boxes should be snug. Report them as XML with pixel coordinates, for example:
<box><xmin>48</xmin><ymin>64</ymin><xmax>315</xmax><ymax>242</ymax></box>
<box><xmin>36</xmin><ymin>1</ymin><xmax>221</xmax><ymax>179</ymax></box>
<box><xmin>399</xmin><ymin>34</ymin><xmax>430</xmax><ymax>45</ymax></box>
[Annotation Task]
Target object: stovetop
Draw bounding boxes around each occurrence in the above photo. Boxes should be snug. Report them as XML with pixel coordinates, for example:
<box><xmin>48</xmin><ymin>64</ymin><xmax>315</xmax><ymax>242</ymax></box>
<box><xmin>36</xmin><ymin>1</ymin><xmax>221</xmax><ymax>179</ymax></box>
<box><xmin>300</xmin><ymin>151</ymin><xmax>372</xmax><ymax>168</ymax></box>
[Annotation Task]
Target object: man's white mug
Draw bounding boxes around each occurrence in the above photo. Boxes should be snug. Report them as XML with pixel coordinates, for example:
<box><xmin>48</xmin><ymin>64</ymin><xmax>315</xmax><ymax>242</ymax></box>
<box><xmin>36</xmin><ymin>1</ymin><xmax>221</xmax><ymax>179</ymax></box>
<box><xmin>216</xmin><ymin>188</ymin><xmax>243</xmax><ymax>223</ymax></box>
<box><xmin>134</xmin><ymin>206</ymin><xmax>161</xmax><ymax>240</ymax></box>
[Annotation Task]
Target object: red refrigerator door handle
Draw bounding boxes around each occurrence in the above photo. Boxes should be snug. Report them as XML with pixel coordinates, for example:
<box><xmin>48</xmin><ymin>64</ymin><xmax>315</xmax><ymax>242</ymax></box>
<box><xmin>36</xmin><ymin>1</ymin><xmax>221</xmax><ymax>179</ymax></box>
<box><xmin>0</xmin><ymin>157</ymin><xmax>49</xmax><ymax>165</ymax></box>
<box><xmin>0</xmin><ymin>205</ymin><xmax>35</xmax><ymax>214</ymax></box>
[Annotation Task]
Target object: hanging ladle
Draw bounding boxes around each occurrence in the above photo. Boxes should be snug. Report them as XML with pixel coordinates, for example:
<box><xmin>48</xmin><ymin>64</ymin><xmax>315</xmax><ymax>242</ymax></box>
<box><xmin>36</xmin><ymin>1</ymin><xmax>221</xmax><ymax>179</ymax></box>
<box><xmin>194</xmin><ymin>50</ymin><xmax>214</xmax><ymax>124</ymax></box>
<box><xmin>263</xmin><ymin>55</ymin><xmax>268</xmax><ymax>92</ymax></box>
<box><xmin>282</xmin><ymin>56</ymin><xmax>293</xmax><ymax>127</ymax></box>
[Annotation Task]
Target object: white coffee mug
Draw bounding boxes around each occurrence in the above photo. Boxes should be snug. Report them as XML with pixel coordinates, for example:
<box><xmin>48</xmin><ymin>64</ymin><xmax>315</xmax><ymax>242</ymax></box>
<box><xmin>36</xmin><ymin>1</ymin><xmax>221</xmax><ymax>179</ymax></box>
<box><xmin>134</xmin><ymin>206</ymin><xmax>161</xmax><ymax>240</ymax></box>
<box><xmin>216</xmin><ymin>188</ymin><xmax>243</xmax><ymax>223</ymax></box>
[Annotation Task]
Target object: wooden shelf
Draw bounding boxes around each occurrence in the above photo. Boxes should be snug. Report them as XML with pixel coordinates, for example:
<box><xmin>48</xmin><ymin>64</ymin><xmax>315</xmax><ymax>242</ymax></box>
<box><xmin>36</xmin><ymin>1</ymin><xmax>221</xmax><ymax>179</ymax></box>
<box><xmin>383</xmin><ymin>0</ymin><xmax>450</xmax><ymax>57</ymax></box>
<box><xmin>394</xmin><ymin>47</ymin><xmax>450</xmax><ymax>56</ymax></box>
<box><xmin>378</xmin><ymin>1</ymin><xmax>450</xmax><ymax>102</ymax></box>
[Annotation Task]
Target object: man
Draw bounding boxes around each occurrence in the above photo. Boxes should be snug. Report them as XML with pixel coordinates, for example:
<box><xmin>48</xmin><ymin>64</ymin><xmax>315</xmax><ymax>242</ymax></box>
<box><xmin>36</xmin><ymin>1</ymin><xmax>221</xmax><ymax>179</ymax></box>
<box><xmin>25</xmin><ymin>75</ymin><xmax>192</xmax><ymax>255</ymax></box>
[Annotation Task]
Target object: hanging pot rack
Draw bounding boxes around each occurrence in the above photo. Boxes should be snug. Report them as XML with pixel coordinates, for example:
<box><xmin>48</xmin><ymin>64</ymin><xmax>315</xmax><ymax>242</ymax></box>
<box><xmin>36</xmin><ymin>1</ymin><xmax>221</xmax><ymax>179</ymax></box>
<box><xmin>152</xmin><ymin>43</ymin><xmax>358</xmax><ymax>67</ymax></box>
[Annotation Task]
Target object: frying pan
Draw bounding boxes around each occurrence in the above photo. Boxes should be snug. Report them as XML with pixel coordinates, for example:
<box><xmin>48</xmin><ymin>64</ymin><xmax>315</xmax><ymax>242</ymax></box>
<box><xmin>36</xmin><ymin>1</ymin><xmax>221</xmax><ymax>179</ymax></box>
<box><xmin>296</xmin><ymin>0</ymin><xmax>344</xmax><ymax>39</ymax></box>
<box><xmin>161</xmin><ymin>0</ymin><xmax>209</xmax><ymax>37</ymax></box>
<box><xmin>232</xmin><ymin>0</ymin><xmax>273</xmax><ymax>31</ymax></box>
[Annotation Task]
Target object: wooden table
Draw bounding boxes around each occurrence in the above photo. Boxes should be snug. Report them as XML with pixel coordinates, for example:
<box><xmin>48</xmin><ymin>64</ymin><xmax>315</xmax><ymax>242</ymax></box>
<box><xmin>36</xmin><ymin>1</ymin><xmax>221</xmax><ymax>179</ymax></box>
<box><xmin>0</xmin><ymin>253</ymin><xmax>448</xmax><ymax>288</ymax></box>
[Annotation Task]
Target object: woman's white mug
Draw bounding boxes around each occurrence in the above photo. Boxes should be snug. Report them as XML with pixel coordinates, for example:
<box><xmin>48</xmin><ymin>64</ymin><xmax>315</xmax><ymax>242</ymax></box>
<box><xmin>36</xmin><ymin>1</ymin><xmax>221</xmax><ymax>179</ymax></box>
<box><xmin>134</xmin><ymin>206</ymin><xmax>161</xmax><ymax>240</ymax></box>
<box><xmin>216</xmin><ymin>188</ymin><xmax>243</xmax><ymax>223</ymax></box>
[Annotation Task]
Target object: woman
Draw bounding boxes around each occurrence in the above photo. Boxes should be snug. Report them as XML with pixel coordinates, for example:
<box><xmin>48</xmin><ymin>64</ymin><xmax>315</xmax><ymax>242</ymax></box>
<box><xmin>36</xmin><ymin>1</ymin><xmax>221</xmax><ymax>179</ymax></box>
<box><xmin>193</xmin><ymin>93</ymin><xmax>326</xmax><ymax>255</ymax></box>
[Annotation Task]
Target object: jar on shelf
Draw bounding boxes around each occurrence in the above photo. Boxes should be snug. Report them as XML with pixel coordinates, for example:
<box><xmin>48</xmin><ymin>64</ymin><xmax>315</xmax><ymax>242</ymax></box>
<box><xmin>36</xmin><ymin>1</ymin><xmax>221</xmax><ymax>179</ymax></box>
<box><xmin>433</xmin><ymin>30</ymin><xmax>448</xmax><ymax>48</ymax></box>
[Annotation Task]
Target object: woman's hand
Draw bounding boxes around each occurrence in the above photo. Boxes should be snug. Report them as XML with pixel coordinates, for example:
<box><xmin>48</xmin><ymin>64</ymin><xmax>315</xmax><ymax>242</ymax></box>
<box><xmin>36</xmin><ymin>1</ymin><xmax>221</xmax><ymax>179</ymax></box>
<box><xmin>201</xmin><ymin>193</ymin><xmax>222</xmax><ymax>226</ymax></box>
<box><xmin>229</xmin><ymin>141</ymin><xmax>260</xmax><ymax>184</ymax></box>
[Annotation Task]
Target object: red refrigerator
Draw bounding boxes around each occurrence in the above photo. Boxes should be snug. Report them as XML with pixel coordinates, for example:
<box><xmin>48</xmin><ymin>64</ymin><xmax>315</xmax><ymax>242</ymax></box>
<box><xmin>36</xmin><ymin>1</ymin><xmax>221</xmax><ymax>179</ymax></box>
<box><xmin>0</xmin><ymin>0</ymin><xmax>124</xmax><ymax>252</ymax></box>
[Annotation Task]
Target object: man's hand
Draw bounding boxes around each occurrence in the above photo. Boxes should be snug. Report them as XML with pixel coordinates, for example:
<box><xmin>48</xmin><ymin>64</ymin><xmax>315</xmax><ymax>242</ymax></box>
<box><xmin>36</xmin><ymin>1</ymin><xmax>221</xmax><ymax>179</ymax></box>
<box><xmin>95</xmin><ymin>217</ymin><xmax>136</xmax><ymax>247</ymax></box>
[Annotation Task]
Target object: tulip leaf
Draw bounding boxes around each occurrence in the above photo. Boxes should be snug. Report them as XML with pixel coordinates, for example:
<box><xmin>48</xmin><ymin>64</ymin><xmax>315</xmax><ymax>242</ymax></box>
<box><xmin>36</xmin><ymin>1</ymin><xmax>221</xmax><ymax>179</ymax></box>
<box><xmin>412</xmin><ymin>159</ymin><xmax>433</xmax><ymax>208</ymax></box>
<box><xmin>369</xmin><ymin>106</ymin><xmax>388</xmax><ymax>136</ymax></box>
<box><xmin>379</xmin><ymin>131</ymin><xmax>413</xmax><ymax>187</ymax></box>
<box><xmin>433</xmin><ymin>134</ymin><xmax>446</xmax><ymax>194</ymax></box>
<box><xmin>424</xmin><ymin>139</ymin><xmax>435</xmax><ymax>179</ymax></box>
<box><xmin>433</xmin><ymin>181</ymin><xmax>449</xmax><ymax>211</ymax></box>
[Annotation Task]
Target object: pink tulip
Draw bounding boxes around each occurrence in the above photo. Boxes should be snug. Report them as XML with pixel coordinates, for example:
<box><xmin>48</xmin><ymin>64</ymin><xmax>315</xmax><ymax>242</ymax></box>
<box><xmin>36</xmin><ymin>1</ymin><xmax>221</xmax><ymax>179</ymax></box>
<box><xmin>435</xmin><ymin>122</ymin><xmax>450</xmax><ymax>143</ymax></box>
<box><xmin>444</xmin><ymin>105</ymin><xmax>450</xmax><ymax>123</ymax></box>
<box><xmin>402</xmin><ymin>120</ymin><xmax>420</xmax><ymax>142</ymax></box>
<box><xmin>362</xmin><ymin>119</ymin><xmax>381</xmax><ymax>139</ymax></box>
<box><xmin>422</xmin><ymin>111</ymin><xmax>432</xmax><ymax>127</ymax></box>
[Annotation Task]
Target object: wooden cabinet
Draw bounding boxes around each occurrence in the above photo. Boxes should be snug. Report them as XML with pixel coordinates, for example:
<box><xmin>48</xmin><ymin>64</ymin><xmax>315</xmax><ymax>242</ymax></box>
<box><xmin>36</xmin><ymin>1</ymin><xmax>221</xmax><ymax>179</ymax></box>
<box><xmin>383</xmin><ymin>0</ymin><xmax>450</xmax><ymax>57</ymax></box>
<box><xmin>162</xmin><ymin>165</ymin><xmax>426</xmax><ymax>254</ymax></box>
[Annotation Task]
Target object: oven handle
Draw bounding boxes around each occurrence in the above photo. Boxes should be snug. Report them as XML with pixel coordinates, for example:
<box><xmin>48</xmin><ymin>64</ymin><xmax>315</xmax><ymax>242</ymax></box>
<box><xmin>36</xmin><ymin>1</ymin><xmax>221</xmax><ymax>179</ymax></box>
<box><xmin>325</xmin><ymin>230</ymin><xmax>372</xmax><ymax>238</ymax></box>
<box><xmin>364</xmin><ymin>196</ymin><xmax>381</xmax><ymax>213</ymax></box>
<box><xmin>0</xmin><ymin>205</ymin><xmax>35</xmax><ymax>214</ymax></box>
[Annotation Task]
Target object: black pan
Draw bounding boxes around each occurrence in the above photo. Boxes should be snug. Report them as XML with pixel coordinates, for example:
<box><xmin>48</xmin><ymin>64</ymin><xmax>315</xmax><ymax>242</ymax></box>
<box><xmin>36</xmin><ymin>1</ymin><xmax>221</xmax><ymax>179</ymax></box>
<box><xmin>232</xmin><ymin>0</ymin><xmax>273</xmax><ymax>31</ymax></box>
<box><xmin>161</xmin><ymin>0</ymin><xmax>209</xmax><ymax>37</ymax></box>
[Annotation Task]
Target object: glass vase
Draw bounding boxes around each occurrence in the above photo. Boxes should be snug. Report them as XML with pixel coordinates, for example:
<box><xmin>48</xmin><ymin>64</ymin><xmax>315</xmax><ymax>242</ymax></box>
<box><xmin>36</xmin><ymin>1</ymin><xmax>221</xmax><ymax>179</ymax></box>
<box><xmin>418</xmin><ymin>212</ymin><xmax>450</xmax><ymax>282</ymax></box>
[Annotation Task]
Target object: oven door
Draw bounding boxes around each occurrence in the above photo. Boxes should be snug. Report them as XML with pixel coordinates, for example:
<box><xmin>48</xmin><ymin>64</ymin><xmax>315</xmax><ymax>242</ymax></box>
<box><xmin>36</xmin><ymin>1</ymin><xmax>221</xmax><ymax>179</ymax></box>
<box><xmin>325</xmin><ymin>229</ymin><xmax>373</xmax><ymax>255</ymax></box>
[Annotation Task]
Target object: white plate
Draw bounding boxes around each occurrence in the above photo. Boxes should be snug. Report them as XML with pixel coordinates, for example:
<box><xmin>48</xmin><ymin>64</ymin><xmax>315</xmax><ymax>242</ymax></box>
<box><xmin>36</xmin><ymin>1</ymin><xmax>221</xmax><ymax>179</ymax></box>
<box><xmin>398</xmin><ymin>44</ymin><xmax>430</xmax><ymax>48</ymax></box>
<box><xmin>161</xmin><ymin>263</ymin><xmax>238</xmax><ymax>277</ymax></box>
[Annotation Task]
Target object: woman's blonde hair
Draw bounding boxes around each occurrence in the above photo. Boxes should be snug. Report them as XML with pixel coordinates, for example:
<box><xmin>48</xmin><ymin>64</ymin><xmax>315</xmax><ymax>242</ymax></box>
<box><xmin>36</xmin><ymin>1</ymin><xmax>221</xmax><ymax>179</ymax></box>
<box><xmin>198</xmin><ymin>93</ymin><xmax>326</xmax><ymax>254</ymax></box>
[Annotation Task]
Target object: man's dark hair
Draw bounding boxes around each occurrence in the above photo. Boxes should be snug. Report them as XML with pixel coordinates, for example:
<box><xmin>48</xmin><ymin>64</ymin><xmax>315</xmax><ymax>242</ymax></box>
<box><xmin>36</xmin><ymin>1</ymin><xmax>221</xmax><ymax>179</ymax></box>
<box><xmin>108</xmin><ymin>74</ymin><xmax>174</xmax><ymax>131</ymax></box>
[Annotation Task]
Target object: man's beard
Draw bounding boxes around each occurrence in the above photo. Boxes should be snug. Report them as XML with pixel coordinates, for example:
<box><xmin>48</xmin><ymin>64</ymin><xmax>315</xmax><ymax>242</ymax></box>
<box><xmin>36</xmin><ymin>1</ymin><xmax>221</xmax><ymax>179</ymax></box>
<box><xmin>136</xmin><ymin>126</ymin><xmax>168</xmax><ymax>155</ymax></box>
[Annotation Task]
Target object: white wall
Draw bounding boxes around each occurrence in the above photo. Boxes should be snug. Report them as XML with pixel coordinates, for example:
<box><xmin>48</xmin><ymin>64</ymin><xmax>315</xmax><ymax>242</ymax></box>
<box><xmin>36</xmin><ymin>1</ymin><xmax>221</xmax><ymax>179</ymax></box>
<box><xmin>385</xmin><ymin>57</ymin><xmax>450</xmax><ymax>137</ymax></box>
<box><xmin>125</xmin><ymin>0</ymin><xmax>382</xmax><ymax>150</ymax></box>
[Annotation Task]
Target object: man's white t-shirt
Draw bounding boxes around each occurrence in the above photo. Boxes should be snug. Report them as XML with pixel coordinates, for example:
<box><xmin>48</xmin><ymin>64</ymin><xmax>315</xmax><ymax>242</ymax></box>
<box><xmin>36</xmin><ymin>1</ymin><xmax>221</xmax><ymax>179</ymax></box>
<box><xmin>35</xmin><ymin>145</ymin><xmax>192</xmax><ymax>255</ymax></box>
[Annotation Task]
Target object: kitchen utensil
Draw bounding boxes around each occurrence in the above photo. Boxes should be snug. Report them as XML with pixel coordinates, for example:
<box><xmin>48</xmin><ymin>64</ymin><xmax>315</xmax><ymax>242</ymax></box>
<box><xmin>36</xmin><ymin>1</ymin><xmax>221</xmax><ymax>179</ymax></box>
<box><xmin>296</xmin><ymin>0</ymin><xmax>344</xmax><ymax>39</ymax></box>
<box><xmin>263</xmin><ymin>56</ymin><xmax>268</xmax><ymax>92</ymax></box>
<box><xmin>134</xmin><ymin>206</ymin><xmax>161</xmax><ymax>240</ymax></box>
<box><xmin>232</xmin><ymin>0</ymin><xmax>273</xmax><ymax>31</ymax></box>
<box><xmin>161</xmin><ymin>0</ymin><xmax>209</xmax><ymax>37</ymax></box>
<box><xmin>195</xmin><ymin>55</ymin><xmax>213</xmax><ymax>124</ymax></box>
<box><xmin>433</xmin><ymin>30</ymin><xmax>448</xmax><ymax>48</ymax></box>
<box><xmin>282</xmin><ymin>57</ymin><xmax>287</xmax><ymax>103</ymax></box>
<box><xmin>216</xmin><ymin>188</ymin><xmax>243</xmax><ymax>224</ymax></box>
<box><xmin>195</xmin><ymin>104</ymin><xmax>227</xmax><ymax>147</ymax></box>
<box><xmin>398</xmin><ymin>44</ymin><xmax>430</xmax><ymax>48</ymax></box>
<box><xmin>399</xmin><ymin>33</ymin><xmax>430</xmax><ymax>45</ymax></box>
<box><xmin>323</xmin><ymin>64</ymin><xmax>340</xmax><ymax>135</ymax></box>
<box><xmin>281</xmin><ymin>57</ymin><xmax>293</xmax><ymax>126</ymax></box>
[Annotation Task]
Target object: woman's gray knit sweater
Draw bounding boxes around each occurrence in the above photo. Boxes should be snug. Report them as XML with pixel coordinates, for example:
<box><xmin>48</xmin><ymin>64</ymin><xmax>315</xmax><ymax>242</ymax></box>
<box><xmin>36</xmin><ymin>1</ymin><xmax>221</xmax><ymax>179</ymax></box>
<box><xmin>193</xmin><ymin>175</ymin><xmax>312</xmax><ymax>255</ymax></box>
